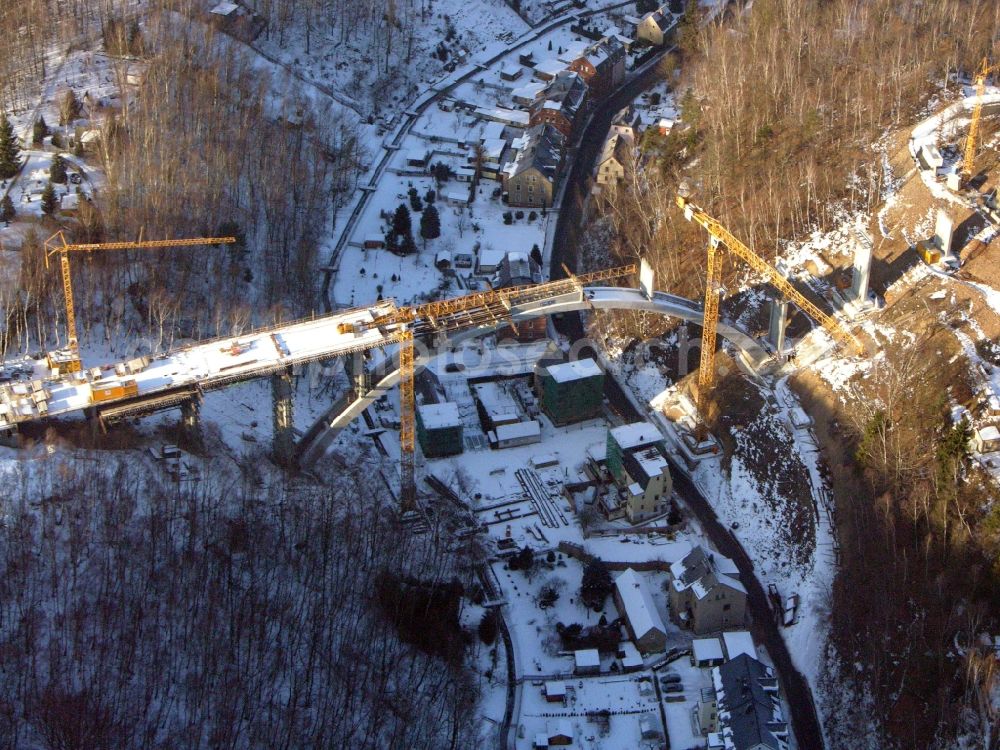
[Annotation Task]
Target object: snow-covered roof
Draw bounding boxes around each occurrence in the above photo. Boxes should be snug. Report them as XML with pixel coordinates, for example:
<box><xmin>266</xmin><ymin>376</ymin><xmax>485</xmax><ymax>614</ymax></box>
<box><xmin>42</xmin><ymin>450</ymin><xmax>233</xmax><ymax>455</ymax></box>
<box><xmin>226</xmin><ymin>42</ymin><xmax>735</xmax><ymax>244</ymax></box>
<box><xmin>598</xmin><ymin>131</ymin><xmax>630</xmax><ymax>168</ymax></box>
<box><xmin>474</xmin><ymin>106</ymin><xmax>529</xmax><ymax>126</ymax></box>
<box><xmin>722</xmin><ymin>631</ymin><xmax>756</xmax><ymax>661</ymax></box>
<box><xmin>545</xmin><ymin>358</ymin><xmax>602</xmax><ymax>383</ymax></box>
<box><xmin>614</xmin><ymin>568</ymin><xmax>666</xmax><ymax>641</ymax></box>
<box><xmin>504</xmin><ymin>123</ymin><xmax>564</xmax><ymax>181</ymax></box>
<box><xmin>671</xmin><ymin>545</ymin><xmax>745</xmax><ymax>601</ymax></box>
<box><xmin>481</xmin><ymin>137</ymin><xmax>506</xmax><ymax>161</ymax></box>
<box><xmin>692</xmin><ymin>637</ymin><xmax>724</xmax><ymax>663</ymax></box>
<box><xmin>211</xmin><ymin>1</ymin><xmax>238</xmax><ymax>15</ymax></box>
<box><xmin>417</xmin><ymin>401</ymin><xmax>461</xmax><ymax>430</ymax></box>
<box><xmin>632</xmin><ymin>446</ymin><xmax>668</xmax><ymax>483</ymax></box>
<box><xmin>60</xmin><ymin>193</ymin><xmax>81</xmax><ymax>211</ymax></box>
<box><xmin>547</xmin><ymin>718</ymin><xmax>573</xmax><ymax>740</ymax></box>
<box><xmin>535</xmin><ymin>58</ymin><xmax>565</xmax><ymax>76</ymax></box>
<box><xmin>790</xmin><ymin>407</ymin><xmax>812</xmax><ymax>428</ymax></box>
<box><xmin>611</xmin><ymin>421</ymin><xmax>661</xmax><ymax>450</ymax></box>
<box><xmin>544</xmin><ymin>680</ymin><xmax>566</xmax><ymax>697</ymax></box>
<box><xmin>574</xmin><ymin>648</ymin><xmax>600</xmax><ymax>668</ymax></box>
<box><xmin>494</xmin><ymin>420</ymin><xmax>541</xmax><ymax>442</ymax></box>
<box><xmin>478</xmin><ymin>246</ymin><xmax>507</xmax><ymax>270</ymax></box>
<box><xmin>480</xmin><ymin>120</ymin><xmax>506</xmax><ymax>142</ymax></box>
<box><xmin>512</xmin><ymin>81</ymin><xmax>545</xmax><ymax>102</ymax></box>
<box><xmin>443</xmin><ymin>188</ymin><xmax>470</xmax><ymax>204</ymax></box>
<box><xmin>978</xmin><ymin>425</ymin><xmax>1000</xmax><ymax>442</ymax></box>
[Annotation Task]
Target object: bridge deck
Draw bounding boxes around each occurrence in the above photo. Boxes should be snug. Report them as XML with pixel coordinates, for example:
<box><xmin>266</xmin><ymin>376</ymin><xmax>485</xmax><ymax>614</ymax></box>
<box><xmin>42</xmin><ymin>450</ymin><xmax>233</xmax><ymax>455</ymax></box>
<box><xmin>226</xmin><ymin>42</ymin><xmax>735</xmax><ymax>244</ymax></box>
<box><xmin>0</xmin><ymin>284</ymin><xmax>775</xmax><ymax>434</ymax></box>
<box><xmin>0</xmin><ymin>301</ymin><xmax>397</xmax><ymax>430</ymax></box>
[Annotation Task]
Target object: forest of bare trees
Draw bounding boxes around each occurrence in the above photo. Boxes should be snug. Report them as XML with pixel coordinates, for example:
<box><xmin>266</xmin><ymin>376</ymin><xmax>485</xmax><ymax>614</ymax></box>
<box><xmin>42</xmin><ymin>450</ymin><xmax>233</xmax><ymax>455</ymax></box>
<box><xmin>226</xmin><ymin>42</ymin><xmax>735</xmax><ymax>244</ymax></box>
<box><xmin>0</xmin><ymin>452</ymin><xmax>480</xmax><ymax>749</ymax></box>
<box><xmin>0</xmin><ymin>0</ymin><xmax>368</xmax><ymax>361</ymax></box>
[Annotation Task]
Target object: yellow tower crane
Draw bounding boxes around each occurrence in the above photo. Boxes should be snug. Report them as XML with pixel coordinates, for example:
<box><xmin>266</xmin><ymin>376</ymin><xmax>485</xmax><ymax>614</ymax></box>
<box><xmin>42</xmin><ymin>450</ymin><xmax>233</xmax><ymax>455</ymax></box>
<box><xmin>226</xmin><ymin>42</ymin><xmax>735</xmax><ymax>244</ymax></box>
<box><xmin>962</xmin><ymin>58</ymin><xmax>999</xmax><ymax>183</ymax></box>
<box><xmin>676</xmin><ymin>194</ymin><xmax>860</xmax><ymax>417</ymax></box>
<box><xmin>43</xmin><ymin>231</ymin><xmax>237</xmax><ymax>373</ymax></box>
<box><xmin>346</xmin><ymin>263</ymin><xmax>638</xmax><ymax>508</ymax></box>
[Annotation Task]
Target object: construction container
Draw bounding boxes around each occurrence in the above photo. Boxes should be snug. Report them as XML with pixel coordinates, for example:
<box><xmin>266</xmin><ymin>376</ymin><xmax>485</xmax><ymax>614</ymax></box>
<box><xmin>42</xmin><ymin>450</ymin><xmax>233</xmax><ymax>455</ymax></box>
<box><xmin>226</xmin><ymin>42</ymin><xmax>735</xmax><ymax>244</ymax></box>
<box><xmin>917</xmin><ymin>240</ymin><xmax>941</xmax><ymax>264</ymax></box>
<box><xmin>538</xmin><ymin>358</ymin><xmax>604</xmax><ymax>425</ymax></box>
<box><xmin>90</xmin><ymin>378</ymin><xmax>139</xmax><ymax>404</ymax></box>
<box><xmin>416</xmin><ymin>402</ymin><xmax>464</xmax><ymax>457</ymax></box>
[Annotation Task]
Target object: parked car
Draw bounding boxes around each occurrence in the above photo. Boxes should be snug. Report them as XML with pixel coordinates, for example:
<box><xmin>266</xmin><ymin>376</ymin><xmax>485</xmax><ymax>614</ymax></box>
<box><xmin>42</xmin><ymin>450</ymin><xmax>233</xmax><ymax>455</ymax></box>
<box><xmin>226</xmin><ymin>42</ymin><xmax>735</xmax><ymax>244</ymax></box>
<box><xmin>663</xmin><ymin>683</ymin><xmax>684</xmax><ymax>693</ymax></box>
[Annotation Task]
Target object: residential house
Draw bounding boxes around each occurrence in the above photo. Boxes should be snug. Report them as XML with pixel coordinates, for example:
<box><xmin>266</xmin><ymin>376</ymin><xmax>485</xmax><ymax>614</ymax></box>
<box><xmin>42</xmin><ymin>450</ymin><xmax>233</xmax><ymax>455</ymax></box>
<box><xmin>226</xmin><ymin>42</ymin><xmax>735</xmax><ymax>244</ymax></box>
<box><xmin>613</xmin><ymin>568</ymin><xmax>668</xmax><ymax>653</ymax></box>
<box><xmin>512</xmin><ymin>81</ymin><xmax>546</xmax><ymax>106</ymax></box>
<box><xmin>606</xmin><ymin>422</ymin><xmax>673</xmax><ymax>524</ymax></box>
<box><xmin>972</xmin><ymin>424</ymin><xmax>1000</xmax><ymax>453</ymax></box>
<box><xmin>471</xmin><ymin>137</ymin><xmax>509</xmax><ymax>181</ymax></box>
<box><xmin>529</xmin><ymin>71</ymin><xmax>588</xmax><ymax>137</ymax></box>
<box><xmin>595</xmin><ymin>131</ymin><xmax>631</xmax><ymax>186</ymax></box>
<box><xmin>544</xmin><ymin>681</ymin><xmax>567</xmax><ymax>703</ymax></box>
<box><xmin>610</xmin><ymin>105</ymin><xmax>642</xmax><ymax>143</ymax></box>
<box><xmin>500</xmin><ymin>63</ymin><xmax>523</xmax><ymax>81</ymax></box>
<box><xmin>637</xmin><ymin>7</ymin><xmax>674</xmax><ymax>46</ymax></box>
<box><xmin>502</xmin><ymin>123</ymin><xmax>565</xmax><ymax>208</ymax></box>
<box><xmin>533</xmin><ymin>58</ymin><xmax>565</xmax><ymax>81</ymax></box>
<box><xmin>567</xmin><ymin>37</ymin><xmax>626</xmax><ymax>99</ymax></box>
<box><xmin>494</xmin><ymin>251</ymin><xmax>547</xmax><ymax>340</ymax></box>
<box><xmin>699</xmin><ymin>654</ymin><xmax>789</xmax><ymax>750</ymax></box>
<box><xmin>668</xmin><ymin>545</ymin><xmax>747</xmax><ymax>634</ymax></box>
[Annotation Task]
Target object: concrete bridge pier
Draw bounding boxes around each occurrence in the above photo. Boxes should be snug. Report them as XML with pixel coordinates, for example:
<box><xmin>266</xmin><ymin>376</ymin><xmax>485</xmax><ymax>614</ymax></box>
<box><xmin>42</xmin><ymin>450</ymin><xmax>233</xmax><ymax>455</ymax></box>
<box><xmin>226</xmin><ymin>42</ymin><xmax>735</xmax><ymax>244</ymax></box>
<box><xmin>272</xmin><ymin>366</ymin><xmax>296</xmax><ymax>467</ymax></box>
<box><xmin>180</xmin><ymin>397</ymin><xmax>202</xmax><ymax>450</ymax></box>
<box><xmin>344</xmin><ymin>349</ymin><xmax>371</xmax><ymax>398</ymax></box>
<box><xmin>767</xmin><ymin>296</ymin><xmax>790</xmax><ymax>355</ymax></box>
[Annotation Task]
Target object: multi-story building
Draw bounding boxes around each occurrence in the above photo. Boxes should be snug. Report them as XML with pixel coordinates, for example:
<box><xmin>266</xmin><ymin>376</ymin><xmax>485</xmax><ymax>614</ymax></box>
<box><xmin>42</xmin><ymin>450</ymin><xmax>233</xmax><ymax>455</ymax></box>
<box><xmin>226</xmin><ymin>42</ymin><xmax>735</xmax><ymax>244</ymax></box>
<box><xmin>528</xmin><ymin>71</ymin><xmax>588</xmax><ymax>138</ymax></box>
<box><xmin>668</xmin><ymin>545</ymin><xmax>747</xmax><ymax>634</ymax></box>
<box><xmin>606</xmin><ymin>422</ymin><xmax>673</xmax><ymax>524</ymax></box>
<box><xmin>502</xmin><ymin>123</ymin><xmax>565</xmax><ymax>208</ymax></box>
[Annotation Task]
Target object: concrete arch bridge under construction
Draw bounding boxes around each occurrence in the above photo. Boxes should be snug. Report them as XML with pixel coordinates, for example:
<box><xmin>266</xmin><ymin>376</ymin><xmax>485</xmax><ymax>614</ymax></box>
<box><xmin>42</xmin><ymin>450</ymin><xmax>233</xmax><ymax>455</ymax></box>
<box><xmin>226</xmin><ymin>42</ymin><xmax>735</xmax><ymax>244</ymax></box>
<box><xmin>0</xmin><ymin>268</ymin><xmax>770</xmax><ymax>463</ymax></box>
<box><xmin>295</xmin><ymin>284</ymin><xmax>771</xmax><ymax>467</ymax></box>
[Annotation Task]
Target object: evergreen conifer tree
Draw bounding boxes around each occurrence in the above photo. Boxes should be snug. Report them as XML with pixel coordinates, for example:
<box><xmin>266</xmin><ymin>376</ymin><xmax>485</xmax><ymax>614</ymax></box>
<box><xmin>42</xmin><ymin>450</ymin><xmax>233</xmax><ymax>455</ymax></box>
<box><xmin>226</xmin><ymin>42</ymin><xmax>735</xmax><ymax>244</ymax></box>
<box><xmin>32</xmin><ymin>116</ymin><xmax>49</xmax><ymax>145</ymax></box>
<box><xmin>393</xmin><ymin>204</ymin><xmax>412</xmax><ymax>238</ymax></box>
<box><xmin>0</xmin><ymin>114</ymin><xmax>21</xmax><ymax>180</ymax></box>
<box><xmin>40</xmin><ymin>182</ymin><xmax>57</xmax><ymax>215</ymax></box>
<box><xmin>0</xmin><ymin>194</ymin><xmax>14</xmax><ymax>224</ymax></box>
<box><xmin>50</xmin><ymin>154</ymin><xmax>67</xmax><ymax>184</ymax></box>
<box><xmin>420</xmin><ymin>204</ymin><xmax>441</xmax><ymax>246</ymax></box>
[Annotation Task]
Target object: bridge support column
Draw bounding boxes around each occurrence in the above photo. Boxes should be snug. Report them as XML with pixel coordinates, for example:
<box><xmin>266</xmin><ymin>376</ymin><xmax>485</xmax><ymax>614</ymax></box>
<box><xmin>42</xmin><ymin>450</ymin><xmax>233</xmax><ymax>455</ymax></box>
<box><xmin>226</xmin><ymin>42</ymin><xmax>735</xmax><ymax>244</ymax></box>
<box><xmin>344</xmin><ymin>350</ymin><xmax>370</xmax><ymax>398</ymax></box>
<box><xmin>768</xmin><ymin>296</ymin><xmax>790</xmax><ymax>354</ymax></box>
<box><xmin>180</xmin><ymin>398</ymin><xmax>202</xmax><ymax>450</ymax></box>
<box><xmin>272</xmin><ymin>367</ymin><xmax>296</xmax><ymax>467</ymax></box>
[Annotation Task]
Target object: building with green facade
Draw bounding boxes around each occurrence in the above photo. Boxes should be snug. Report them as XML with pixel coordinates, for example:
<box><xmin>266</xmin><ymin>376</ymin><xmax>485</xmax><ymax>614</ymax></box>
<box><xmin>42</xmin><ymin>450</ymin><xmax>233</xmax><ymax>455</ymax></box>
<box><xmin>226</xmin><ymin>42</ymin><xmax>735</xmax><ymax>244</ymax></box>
<box><xmin>416</xmin><ymin>402</ymin><xmax>464</xmax><ymax>458</ymax></box>
<box><xmin>538</xmin><ymin>358</ymin><xmax>604</xmax><ymax>425</ymax></box>
<box><xmin>606</xmin><ymin>422</ymin><xmax>672</xmax><ymax>524</ymax></box>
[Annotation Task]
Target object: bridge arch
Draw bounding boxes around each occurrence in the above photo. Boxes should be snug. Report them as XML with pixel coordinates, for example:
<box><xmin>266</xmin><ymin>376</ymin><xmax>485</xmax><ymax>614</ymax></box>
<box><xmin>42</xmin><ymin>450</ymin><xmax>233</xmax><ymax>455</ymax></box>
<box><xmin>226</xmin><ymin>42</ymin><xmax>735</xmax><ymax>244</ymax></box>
<box><xmin>298</xmin><ymin>287</ymin><xmax>770</xmax><ymax>465</ymax></box>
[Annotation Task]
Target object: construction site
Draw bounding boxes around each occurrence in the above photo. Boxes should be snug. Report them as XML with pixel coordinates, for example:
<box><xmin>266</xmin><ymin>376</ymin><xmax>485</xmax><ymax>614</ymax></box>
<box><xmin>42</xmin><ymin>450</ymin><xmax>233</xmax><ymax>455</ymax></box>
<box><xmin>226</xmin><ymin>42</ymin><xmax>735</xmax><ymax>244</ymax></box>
<box><xmin>1</xmin><ymin>1</ymin><xmax>1000</xmax><ymax>748</ymax></box>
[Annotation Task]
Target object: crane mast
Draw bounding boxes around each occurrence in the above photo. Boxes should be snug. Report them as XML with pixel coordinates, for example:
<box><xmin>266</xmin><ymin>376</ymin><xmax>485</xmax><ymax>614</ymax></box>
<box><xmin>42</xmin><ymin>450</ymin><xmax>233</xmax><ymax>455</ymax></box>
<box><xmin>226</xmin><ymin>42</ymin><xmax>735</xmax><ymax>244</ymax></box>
<box><xmin>677</xmin><ymin>195</ymin><xmax>860</xmax><ymax>415</ymax></box>
<box><xmin>350</xmin><ymin>263</ymin><xmax>638</xmax><ymax>506</ymax></box>
<box><xmin>43</xmin><ymin>232</ymin><xmax>237</xmax><ymax>373</ymax></box>
<box><xmin>962</xmin><ymin>58</ymin><xmax>997</xmax><ymax>183</ymax></box>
